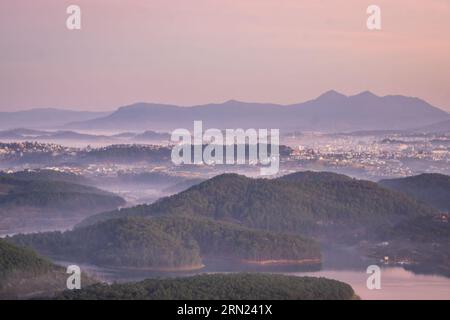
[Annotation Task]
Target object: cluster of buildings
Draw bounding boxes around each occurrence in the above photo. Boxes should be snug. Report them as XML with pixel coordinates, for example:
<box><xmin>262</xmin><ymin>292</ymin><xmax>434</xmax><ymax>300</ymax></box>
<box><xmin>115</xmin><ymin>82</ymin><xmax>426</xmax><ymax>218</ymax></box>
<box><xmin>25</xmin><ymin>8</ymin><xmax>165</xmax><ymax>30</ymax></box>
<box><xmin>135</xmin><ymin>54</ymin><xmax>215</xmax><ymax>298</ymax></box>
<box><xmin>0</xmin><ymin>142</ymin><xmax>77</xmax><ymax>159</ymax></box>
<box><xmin>284</xmin><ymin>133</ymin><xmax>449</xmax><ymax>179</ymax></box>
<box><xmin>0</xmin><ymin>133</ymin><xmax>448</xmax><ymax>181</ymax></box>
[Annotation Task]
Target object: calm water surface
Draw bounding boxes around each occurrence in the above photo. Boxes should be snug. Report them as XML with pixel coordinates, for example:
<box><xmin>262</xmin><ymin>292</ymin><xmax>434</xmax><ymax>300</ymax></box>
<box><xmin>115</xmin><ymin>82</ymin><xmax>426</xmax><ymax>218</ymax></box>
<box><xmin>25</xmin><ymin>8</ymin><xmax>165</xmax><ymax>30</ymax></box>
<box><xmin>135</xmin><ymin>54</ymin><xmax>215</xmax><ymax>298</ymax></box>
<box><xmin>54</xmin><ymin>259</ymin><xmax>450</xmax><ymax>300</ymax></box>
<box><xmin>287</xmin><ymin>268</ymin><xmax>450</xmax><ymax>300</ymax></box>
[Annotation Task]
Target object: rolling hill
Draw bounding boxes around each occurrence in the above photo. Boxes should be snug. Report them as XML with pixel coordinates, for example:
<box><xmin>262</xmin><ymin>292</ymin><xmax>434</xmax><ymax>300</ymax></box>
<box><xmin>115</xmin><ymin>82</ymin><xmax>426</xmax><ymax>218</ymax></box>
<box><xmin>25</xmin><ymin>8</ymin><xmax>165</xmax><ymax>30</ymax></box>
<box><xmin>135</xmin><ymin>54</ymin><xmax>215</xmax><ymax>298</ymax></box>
<box><xmin>0</xmin><ymin>238</ymin><xmax>53</xmax><ymax>282</ymax></box>
<box><xmin>0</xmin><ymin>174</ymin><xmax>125</xmax><ymax>233</ymax></box>
<box><xmin>379</xmin><ymin>173</ymin><xmax>450</xmax><ymax>211</ymax></box>
<box><xmin>0</xmin><ymin>239</ymin><xmax>84</xmax><ymax>298</ymax></box>
<box><xmin>10</xmin><ymin>215</ymin><xmax>320</xmax><ymax>270</ymax></box>
<box><xmin>56</xmin><ymin>273</ymin><xmax>357</xmax><ymax>300</ymax></box>
<box><xmin>0</xmin><ymin>238</ymin><xmax>98</xmax><ymax>299</ymax></box>
<box><xmin>1</xmin><ymin>169</ymin><xmax>92</xmax><ymax>185</ymax></box>
<box><xmin>77</xmin><ymin>171</ymin><xmax>436</xmax><ymax>241</ymax></box>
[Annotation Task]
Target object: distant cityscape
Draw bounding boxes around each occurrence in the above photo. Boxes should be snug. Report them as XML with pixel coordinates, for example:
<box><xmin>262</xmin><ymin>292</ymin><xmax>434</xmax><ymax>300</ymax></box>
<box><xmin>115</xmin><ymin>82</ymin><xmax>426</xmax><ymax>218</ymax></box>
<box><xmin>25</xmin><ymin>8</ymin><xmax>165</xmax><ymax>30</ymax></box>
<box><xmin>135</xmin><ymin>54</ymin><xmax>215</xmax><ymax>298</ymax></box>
<box><xmin>1</xmin><ymin>129</ymin><xmax>448</xmax><ymax>181</ymax></box>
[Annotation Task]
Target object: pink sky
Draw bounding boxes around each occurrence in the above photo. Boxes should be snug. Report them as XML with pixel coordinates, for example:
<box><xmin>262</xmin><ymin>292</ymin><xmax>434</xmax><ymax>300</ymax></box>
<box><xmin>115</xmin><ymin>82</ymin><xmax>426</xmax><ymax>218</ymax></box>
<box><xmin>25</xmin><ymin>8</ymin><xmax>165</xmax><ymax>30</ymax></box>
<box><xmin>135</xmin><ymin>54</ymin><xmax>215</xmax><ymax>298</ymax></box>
<box><xmin>1</xmin><ymin>0</ymin><xmax>449</xmax><ymax>111</ymax></box>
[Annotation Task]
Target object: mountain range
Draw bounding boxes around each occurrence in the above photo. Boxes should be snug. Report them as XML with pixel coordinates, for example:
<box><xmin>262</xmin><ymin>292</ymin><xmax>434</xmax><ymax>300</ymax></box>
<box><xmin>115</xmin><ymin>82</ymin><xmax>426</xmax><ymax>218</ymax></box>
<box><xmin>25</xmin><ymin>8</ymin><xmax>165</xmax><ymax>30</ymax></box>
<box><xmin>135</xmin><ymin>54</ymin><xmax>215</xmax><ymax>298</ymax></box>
<box><xmin>0</xmin><ymin>128</ymin><xmax>170</xmax><ymax>143</ymax></box>
<box><xmin>1</xmin><ymin>92</ymin><xmax>448</xmax><ymax>133</ymax></box>
<box><xmin>0</xmin><ymin>109</ymin><xmax>108</xmax><ymax>130</ymax></box>
<box><xmin>64</xmin><ymin>91</ymin><xmax>449</xmax><ymax>132</ymax></box>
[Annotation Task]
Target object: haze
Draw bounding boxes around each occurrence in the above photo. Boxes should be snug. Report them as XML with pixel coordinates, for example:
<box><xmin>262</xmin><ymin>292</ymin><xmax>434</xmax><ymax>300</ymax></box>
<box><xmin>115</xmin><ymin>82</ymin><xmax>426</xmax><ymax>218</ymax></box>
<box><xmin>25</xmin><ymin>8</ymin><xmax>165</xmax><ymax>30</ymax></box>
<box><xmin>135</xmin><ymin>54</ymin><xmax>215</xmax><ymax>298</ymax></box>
<box><xmin>0</xmin><ymin>0</ymin><xmax>449</xmax><ymax>111</ymax></box>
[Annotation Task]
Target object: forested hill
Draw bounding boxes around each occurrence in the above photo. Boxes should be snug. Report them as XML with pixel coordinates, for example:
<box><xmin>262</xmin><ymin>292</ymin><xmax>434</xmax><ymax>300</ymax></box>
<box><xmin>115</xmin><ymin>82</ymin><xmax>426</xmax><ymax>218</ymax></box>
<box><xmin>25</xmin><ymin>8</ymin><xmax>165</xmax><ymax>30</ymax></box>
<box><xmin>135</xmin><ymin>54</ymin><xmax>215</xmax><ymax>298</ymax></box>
<box><xmin>278</xmin><ymin>171</ymin><xmax>353</xmax><ymax>183</ymax></box>
<box><xmin>0</xmin><ymin>238</ymin><xmax>53</xmax><ymax>281</ymax></box>
<box><xmin>10</xmin><ymin>215</ymin><xmax>320</xmax><ymax>270</ymax></box>
<box><xmin>0</xmin><ymin>169</ymin><xmax>92</xmax><ymax>185</ymax></box>
<box><xmin>56</xmin><ymin>273</ymin><xmax>357</xmax><ymax>300</ymax></box>
<box><xmin>0</xmin><ymin>174</ymin><xmax>125</xmax><ymax>232</ymax></box>
<box><xmin>379</xmin><ymin>173</ymin><xmax>450</xmax><ymax>211</ymax></box>
<box><xmin>0</xmin><ymin>238</ymin><xmax>98</xmax><ymax>299</ymax></box>
<box><xmin>0</xmin><ymin>175</ymin><xmax>124</xmax><ymax>210</ymax></box>
<box><xmin>0</xmin><ymin>239</ymin><xmax>66</xmax><ymax>298</ymax></box>
<box><xmin>78</xmin><ymin>172</ymin><xmax>436</xmax><ymax>238</ymax></box>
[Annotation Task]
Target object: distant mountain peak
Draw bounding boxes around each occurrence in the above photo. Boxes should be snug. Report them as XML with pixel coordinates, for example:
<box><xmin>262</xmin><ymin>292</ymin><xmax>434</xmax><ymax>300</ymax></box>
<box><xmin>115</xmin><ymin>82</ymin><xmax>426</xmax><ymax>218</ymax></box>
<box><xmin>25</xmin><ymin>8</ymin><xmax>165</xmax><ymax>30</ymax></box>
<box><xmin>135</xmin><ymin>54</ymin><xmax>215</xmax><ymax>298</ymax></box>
<box><xmin>224</xmin><ymin>99</ymin><xmax>243</xmax><ymax>104</ymax></box>
<box><xmin>317</xmin><ymin>90</ymin><xmax>347</xmax><ymax>100</ymax></box>
<box><xmin>352</xmin><ymin>91</ymin><xmax>378</xmax><ymax>98</ymax></box>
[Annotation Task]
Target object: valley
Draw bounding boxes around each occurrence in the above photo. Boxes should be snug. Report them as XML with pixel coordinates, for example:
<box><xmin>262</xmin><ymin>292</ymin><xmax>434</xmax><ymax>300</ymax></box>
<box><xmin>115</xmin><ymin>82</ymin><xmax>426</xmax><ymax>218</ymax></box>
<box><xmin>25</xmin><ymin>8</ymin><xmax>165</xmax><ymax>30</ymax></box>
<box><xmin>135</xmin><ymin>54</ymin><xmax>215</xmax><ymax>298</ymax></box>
<box><xmin>1</xmin><ymin>168</ymin><xmax>449</xmax><ymax>299</ymax></box>
<box><xmin>0</xmin><ymin>91</ymin><xmax>449</xmax><ymax>300</ymax></box>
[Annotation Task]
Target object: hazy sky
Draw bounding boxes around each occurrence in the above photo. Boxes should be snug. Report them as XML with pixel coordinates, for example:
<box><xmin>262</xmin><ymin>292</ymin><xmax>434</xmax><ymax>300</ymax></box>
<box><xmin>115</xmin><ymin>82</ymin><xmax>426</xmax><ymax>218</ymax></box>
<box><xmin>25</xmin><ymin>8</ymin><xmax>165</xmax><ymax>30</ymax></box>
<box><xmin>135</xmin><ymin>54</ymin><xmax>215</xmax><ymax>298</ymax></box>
<box><xmin>1</xmin><ymin>0</ymin><xmax>449</xmax><ymax>111</ymax></box>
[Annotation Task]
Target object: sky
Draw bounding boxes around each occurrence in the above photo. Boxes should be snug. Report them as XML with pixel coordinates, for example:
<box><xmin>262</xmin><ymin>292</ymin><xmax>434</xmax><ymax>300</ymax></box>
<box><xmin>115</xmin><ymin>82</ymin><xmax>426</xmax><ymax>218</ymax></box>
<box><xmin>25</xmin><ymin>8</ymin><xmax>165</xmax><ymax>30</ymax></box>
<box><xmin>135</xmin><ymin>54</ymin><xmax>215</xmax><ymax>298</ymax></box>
<box><xmin>0</xmin><ymin>0</ymin><xmax>449</xmax><ymax>112</ymax></box>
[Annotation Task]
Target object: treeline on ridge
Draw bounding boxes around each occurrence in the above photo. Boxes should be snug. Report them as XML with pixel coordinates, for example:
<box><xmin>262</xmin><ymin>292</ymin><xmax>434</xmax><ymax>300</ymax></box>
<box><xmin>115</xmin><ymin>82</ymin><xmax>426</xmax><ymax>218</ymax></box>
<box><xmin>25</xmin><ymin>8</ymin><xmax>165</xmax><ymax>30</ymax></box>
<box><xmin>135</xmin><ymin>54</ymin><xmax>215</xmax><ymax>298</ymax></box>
<box><xmin>56</xmin><ymin>273</ymin><xmax>356</xmax><ymax>300</ymax></box>
<box><xmin>9</xmin><ymin>215</ymin><xmax>320</xmax><ymax>270</ymax></box>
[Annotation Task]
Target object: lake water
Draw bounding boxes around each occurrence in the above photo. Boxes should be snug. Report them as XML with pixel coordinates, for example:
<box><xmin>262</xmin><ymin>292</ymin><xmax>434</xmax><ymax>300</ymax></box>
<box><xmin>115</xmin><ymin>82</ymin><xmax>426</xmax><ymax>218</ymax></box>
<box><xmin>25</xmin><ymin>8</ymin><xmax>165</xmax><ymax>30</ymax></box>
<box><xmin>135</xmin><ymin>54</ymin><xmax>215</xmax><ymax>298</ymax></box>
<box><xmin>5</xmin><ymin>230</ymin><xmax>449</xmax><ymax>300</ymax></box>
<box><xmin>287</xmin><ymin>268</ymin><xmax>450</xmax><ymax>300</ymax></box>
<box><xmin>54</xmin><ymin>259</ymin><xmax>450</xmax><ymax>300</ymax></box>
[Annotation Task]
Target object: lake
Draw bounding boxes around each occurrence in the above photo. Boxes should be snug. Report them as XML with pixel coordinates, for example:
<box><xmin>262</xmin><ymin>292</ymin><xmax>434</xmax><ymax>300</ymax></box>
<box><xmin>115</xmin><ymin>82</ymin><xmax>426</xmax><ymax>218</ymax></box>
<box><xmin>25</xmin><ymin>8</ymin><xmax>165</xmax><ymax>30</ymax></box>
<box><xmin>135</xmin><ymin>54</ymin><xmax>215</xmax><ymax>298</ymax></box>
<box><xmin>287</xmin><ymin>268</ymin><xmax>450</xmax><ymax>300</ymax></box>
<box><xmin>54</xmin><ymin>259</ymin><xmax>450</xmax><ymax>300</ymax></box>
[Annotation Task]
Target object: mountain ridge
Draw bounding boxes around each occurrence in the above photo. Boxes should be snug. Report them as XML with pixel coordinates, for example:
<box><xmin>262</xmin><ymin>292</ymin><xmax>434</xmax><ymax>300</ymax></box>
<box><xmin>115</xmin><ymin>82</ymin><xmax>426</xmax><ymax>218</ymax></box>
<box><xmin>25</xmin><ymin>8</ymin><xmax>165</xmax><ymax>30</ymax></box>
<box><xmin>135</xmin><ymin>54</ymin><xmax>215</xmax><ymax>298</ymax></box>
<box><xmin>379</xmin><ymin>173</ymin><xmax>450</xmax><ymax>211</ymax></box>
<box><xmin>64</xmin><ymin>91</ymin><xmax>449</xmax><ymax>132</ymax></box>
<box><xmin>0</xmin><ymin>109</ymin><xmax>109</xmax><ymax>130</ymax></box>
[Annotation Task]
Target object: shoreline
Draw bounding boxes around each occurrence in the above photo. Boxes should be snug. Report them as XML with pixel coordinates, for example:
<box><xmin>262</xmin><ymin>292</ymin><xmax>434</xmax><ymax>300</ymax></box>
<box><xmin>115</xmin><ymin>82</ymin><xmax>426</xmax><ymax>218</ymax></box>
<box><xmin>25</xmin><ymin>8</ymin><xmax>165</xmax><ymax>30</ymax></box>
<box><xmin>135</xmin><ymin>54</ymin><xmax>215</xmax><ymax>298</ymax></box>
<box><xmin>241</xmin><ymin>258</ymin><xmax>321</xmax><ymax>266</ymax></box>
<box><xmin>111</xmin><ymin>263</ymin><xmax>206</xmax><ymax>272</ymax></box>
